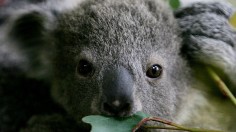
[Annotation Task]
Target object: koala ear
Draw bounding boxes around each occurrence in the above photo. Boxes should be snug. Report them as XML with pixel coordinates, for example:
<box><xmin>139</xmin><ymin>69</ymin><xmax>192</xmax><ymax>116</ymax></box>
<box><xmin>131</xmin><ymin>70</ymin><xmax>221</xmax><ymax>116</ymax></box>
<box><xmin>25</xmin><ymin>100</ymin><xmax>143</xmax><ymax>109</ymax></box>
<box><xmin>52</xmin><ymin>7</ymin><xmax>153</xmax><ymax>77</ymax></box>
<box><xmin>178</xmin><ymin>2</ymin><xmax>236</xmax><ymax>91</ymax></box>
<box><xmin>176</xmin><ymin>2</ymin><xmax>236</xmax><ymax>48</ymax></box>
<box><xmin>9</xmin><ymin>11</ymin><xmax>47</xmax><ymax>49</ymax></box>
<box><xmin>8</xmin><ymin>11</ymin><xmax>54</xmax><ymax>79</ymax></box>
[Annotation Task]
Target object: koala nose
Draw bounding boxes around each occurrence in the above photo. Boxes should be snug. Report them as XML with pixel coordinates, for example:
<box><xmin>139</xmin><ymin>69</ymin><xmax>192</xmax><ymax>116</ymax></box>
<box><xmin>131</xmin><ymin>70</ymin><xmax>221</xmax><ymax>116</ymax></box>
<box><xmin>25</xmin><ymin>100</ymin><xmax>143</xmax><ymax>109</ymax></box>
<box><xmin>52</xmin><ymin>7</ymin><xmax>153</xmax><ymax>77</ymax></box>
<box><xmin>103</xmin><ymin>100</ymin><xmax>132</xmax><ymax>115</ymax></box>
<box><xmin>102</xmin><ymin>66</ymin><xmax>134</xmax><ymax>116</ymax></box>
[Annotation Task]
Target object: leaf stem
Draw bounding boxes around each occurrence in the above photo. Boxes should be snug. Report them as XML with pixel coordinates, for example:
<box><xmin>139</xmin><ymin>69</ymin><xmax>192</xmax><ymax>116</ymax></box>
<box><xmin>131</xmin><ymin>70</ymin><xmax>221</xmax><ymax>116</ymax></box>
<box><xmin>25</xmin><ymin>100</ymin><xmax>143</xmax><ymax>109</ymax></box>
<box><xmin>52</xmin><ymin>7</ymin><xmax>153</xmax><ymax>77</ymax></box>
<box><xmin>206</xmin><ymin>67</ymin><xmax>236</xmax><ymax>106</ymax></box>
<box><xmin>132</xmin><ymin>117</ymin><xmax>223</xmax><ymax>132</ymax></box>
<box><xmin>144</xmin><ymin>126</ymin><xmax>188</xmax><ymax>131</ymax></box>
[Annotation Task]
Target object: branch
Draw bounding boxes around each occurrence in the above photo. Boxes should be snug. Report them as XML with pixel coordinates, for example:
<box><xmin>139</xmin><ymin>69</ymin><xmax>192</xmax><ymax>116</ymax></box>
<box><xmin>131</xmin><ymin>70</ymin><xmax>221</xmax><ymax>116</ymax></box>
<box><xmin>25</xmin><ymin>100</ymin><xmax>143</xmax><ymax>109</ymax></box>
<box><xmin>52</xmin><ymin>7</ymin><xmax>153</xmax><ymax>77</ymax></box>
<box><xmin>132</xmin><ymin>117</ymin><xmax>223</xmax><ymax>132</ymax></box>
<box><xmin>206</xmin><ymin>67</ymin><xmax>236</xmax><ymax>106</ymax></box>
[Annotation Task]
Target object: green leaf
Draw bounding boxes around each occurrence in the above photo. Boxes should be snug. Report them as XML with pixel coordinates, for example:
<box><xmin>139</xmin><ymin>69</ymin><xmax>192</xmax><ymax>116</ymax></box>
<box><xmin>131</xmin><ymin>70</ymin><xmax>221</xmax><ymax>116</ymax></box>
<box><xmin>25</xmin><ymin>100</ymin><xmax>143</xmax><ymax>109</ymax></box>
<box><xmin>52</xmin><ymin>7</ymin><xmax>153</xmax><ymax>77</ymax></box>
<box><xmin>229</xmin><ymin>13</ymin><xmax>236</xmax><ymax>28</ymax></box>
<box><xmin>169</xmin><ymin>0</ymin><xmax>180</xmax><ymax>10</ymax></box>
<box><xmin>82</xmin><ymin>112</ymin><xmax>149</xmax><ymax>132</ymax></box>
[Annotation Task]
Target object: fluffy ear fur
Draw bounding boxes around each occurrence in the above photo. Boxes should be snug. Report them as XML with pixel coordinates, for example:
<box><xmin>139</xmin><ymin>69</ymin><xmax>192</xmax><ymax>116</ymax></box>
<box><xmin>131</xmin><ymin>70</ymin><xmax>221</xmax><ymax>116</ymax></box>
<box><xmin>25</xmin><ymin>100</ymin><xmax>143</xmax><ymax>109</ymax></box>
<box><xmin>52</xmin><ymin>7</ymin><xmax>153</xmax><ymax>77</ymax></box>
<box><xmin>10</xmin><ymin>12</ymin><xmax>47</xmax><ymax>49</ymax></box>
<box><xmin>175</xmin><ymin>2</ymin><xmax>236</xmax><ymax>91</ymax></box>
<box><xmin>6</xmin><ymin>10</ymin><xmax>55</xmax><ymax>79</ymax></box>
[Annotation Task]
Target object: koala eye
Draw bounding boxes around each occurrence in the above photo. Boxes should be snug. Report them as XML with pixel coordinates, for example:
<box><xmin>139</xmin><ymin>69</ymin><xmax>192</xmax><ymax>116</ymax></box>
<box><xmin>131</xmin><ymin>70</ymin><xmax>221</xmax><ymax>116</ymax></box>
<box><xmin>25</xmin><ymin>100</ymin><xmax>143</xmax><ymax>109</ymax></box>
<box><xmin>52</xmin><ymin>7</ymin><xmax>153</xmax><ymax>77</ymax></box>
<box><xmin>146</xmin><ymin>64</ymin><xmax>162</xmax><ymax>78</ymax></box>
<box><xmin>76</xmin><ymin>59</ymin><xmax>94</xmax><ymax>77</ymax></box>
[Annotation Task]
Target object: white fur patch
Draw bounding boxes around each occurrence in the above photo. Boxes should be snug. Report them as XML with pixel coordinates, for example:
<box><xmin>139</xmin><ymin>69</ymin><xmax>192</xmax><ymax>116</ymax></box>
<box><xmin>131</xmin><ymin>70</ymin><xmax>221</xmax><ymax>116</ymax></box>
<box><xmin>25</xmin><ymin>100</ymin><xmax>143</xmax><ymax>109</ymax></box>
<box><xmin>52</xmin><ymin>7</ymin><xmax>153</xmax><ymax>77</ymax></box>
<box><xmin>112</xmin><ymin>100</ymin><xmax>120</xmax><ymax>107</ymax></box>
<box><xmin>176</xmin><ymin>88</ymin><xmax>208</xmax><ymax>123</ymax></box>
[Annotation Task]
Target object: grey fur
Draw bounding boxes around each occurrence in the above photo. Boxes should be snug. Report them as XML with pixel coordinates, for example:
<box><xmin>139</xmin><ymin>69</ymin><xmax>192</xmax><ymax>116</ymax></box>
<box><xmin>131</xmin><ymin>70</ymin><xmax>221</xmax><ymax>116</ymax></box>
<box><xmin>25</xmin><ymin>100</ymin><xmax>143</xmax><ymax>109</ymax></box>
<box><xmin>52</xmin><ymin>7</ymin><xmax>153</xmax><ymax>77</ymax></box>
<box><xmin>176</xmin><ymin>1</ymin><xmax>236</xmax><ymax>92</ymax></box>
<box><xmin>0</xmin><ymin>0</ymin><xmax>236</xmax><ymax>132</ymax></box>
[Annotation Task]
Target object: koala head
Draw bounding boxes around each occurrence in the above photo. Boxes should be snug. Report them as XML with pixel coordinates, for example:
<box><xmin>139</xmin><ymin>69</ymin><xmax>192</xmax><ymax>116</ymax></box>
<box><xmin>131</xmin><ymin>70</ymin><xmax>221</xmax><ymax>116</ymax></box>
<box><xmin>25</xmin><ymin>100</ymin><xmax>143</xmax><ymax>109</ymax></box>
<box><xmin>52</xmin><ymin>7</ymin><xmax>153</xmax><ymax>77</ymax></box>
<box><xmin>51</xmin><ymin>0</ymin><xmax>190</xmax><ymax>128</ymax></box>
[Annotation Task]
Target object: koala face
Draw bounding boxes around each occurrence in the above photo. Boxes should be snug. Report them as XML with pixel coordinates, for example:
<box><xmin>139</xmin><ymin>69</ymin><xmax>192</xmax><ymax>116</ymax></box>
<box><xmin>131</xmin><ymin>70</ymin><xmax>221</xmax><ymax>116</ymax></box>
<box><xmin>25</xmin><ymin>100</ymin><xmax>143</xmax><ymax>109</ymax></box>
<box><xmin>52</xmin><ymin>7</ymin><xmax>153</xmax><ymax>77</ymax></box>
<box><xmin>52</xmin><ymin>0</ymin><xmax>190</xmax><ymax>126</ymax></box>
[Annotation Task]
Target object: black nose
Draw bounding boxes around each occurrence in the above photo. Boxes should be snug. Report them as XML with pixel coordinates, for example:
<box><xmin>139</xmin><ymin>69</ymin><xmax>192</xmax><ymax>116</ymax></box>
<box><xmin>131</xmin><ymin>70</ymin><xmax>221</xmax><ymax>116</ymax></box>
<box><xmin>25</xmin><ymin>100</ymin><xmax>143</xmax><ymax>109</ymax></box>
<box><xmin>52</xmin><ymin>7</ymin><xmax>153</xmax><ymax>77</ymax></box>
<box><xmin>101</xmin><ymin>66</ymin><xmax>134</xmax><ymax>116</ymax></box>
<box><xmin>103</xmin><ymin>100</ymin><xmax>132</xmax><ymax>115</ymax></box>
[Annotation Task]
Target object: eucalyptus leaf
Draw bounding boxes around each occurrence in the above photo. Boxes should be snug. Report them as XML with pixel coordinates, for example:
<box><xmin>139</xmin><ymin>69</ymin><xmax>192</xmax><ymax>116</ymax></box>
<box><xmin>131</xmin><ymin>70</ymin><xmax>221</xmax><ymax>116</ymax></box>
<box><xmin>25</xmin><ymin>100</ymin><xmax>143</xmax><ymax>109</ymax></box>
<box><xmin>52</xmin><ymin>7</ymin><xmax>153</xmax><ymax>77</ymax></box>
<box><xmin>82</xmin><ymin>112</ymin><xmax>149</xmax><ymax>132</ymax></box>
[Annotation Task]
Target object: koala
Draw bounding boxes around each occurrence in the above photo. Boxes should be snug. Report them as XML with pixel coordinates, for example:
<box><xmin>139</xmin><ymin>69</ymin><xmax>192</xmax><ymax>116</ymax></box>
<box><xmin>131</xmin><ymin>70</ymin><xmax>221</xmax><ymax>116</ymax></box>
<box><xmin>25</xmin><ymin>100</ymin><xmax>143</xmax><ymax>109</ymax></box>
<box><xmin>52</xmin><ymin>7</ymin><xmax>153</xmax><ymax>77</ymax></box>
<box><xmin>0</xmin><ymin>0</ymin><xmax>235</xmax><ymax>132</ymax></box>
<box><xmin>51</xmin><ymin>0</ymin><xmax>190</xmax><ymax>130</ymax></box>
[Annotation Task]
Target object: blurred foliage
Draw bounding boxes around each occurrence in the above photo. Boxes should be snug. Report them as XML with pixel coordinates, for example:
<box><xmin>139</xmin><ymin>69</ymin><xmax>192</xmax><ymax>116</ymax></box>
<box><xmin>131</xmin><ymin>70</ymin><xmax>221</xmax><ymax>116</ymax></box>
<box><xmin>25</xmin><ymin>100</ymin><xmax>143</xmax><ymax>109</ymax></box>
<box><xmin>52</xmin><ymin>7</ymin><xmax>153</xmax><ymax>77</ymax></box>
<box><xmin>230</xmin><ymin>13</ymin><xmax>236</xmax><ymax>28</ymax></box>
<box><xmin>228</xmin><ymin>0</ymin><xmax>236</xmax><ymax>28</ymax></box>
<box><xmin>169</xmin><ymin>0</ymin><xmax>180</xmax><ymax>10</ymax></box>
<box><xmin>228</xmin><ymin>0</ymin><xmax>236</xmax><ymax>6</ymax></box>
